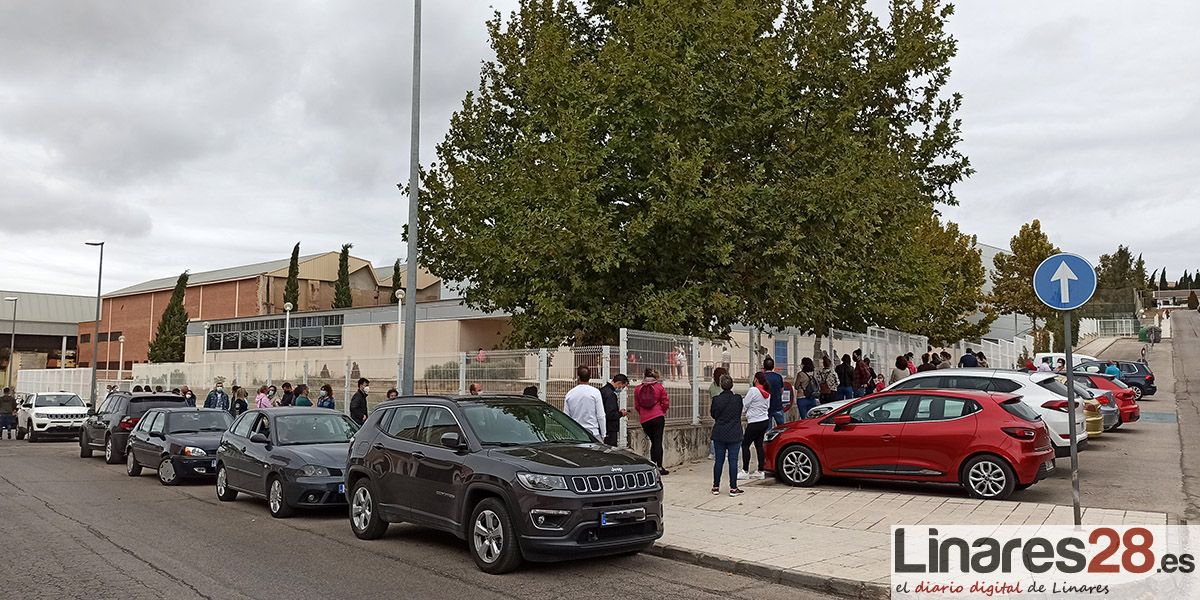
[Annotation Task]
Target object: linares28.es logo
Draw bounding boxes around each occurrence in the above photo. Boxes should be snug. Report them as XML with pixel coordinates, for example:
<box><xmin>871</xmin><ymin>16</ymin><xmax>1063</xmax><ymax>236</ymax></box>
<box><xmin>893</xmin><ymin>527</ymin><xmax>1197</xmax><ymax>574</ymax></box>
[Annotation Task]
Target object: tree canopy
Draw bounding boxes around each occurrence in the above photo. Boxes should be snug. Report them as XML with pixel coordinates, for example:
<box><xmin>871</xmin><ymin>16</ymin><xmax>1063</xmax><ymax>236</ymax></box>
<box><xmin>147</xmin><ymin>272</ymin><xmax>190</xmax><ymax>363</ymax></box>
<box><xmin>284</xmin><ymin>243</ymin><xmax>300</xmax><ymax>309</ymax></box>
<box><xmin>418</xmin><ymin>0</ymin><xmax>971</xmax><ymax>347</ymax></box>
<box><xmin>990</xmin><ymin>220</ymin><xmax>1058</xmax><ymax>351</ymax></box>
<box><xmin>333</xmin><ymin>244</ymin><xmax>353</xmax><ymax>309</ymax></box>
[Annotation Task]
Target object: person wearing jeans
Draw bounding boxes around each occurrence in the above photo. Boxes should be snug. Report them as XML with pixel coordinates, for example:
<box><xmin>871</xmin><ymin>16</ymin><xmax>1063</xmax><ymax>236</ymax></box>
<box><xmin>709</xmin><ymin>374</ymin><xmax>744</xmax><ymax>496</ymax></box>
<box><xmin>740</xmin><ymin>372</ymin><xmax>772</xmax><ymax>480</ymax></box>
<box><xmin>760</xmin><ymin>357</ymin><xmax>787</xmax><ymax>429</ymax></box>
<box><xmin>633</xmin><ymin>368</ymin><xmax>671</xmax><ymax>475</ymax></box>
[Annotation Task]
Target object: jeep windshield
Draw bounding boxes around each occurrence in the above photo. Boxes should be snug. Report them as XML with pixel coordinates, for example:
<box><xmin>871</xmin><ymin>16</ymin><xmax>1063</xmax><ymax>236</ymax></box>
<box><xmin>461</xmin><ymin>400</ymin><xmax>593</xmax><ymax>446</ymax></box>
<box><xmin>38</xmin><ymin>394</ymin><xmax>84</xmax><ymax>407</ymax></box>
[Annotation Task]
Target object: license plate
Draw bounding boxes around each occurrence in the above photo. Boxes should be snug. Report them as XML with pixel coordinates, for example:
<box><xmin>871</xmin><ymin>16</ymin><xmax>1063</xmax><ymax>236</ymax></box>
<box><xmin>338</xmin><ymin>483</ymin><xmax>345</xmax><ymax>494</ymax></box>
<box><xmin>1044</xmin><ymin>459</ymin><xmax>1055</xmax><ymax>472</ymax></box>
<box><xmin>210</xmin><ymin>460</ymin><xmax>217</xmax><ymax>468</ymax></box>
<box><xmin>600</xmin><ymin>508</ymin><xmax>645</xmax><ymax>527</ymax></box>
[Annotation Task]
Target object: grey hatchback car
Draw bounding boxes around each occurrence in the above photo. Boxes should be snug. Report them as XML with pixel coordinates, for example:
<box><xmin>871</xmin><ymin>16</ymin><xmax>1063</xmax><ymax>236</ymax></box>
<box><xmin>345</xmin><ymin>395</ymin><xmax>664</xmax><ymax>574</ymax></box>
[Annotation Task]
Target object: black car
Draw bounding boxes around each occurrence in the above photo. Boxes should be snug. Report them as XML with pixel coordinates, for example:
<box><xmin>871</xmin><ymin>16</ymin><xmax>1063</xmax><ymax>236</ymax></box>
<box><xmin>215</xmin><ymin>408</ymin><xmax>358</xmax><ymax>518</ymax></box>
<box><xmin>125</xmin><ymin>408</ymin><xmax>233</xmax><ymax>485</ymax></box>
<box><xmin>80</xmin><ymin>392</ymin><xmax>189</xmax><ymax>464</ymax></box>
<box><xmin>345</xmin><ymin>395</ymin><xmax>663</xmax><ymax>574</ymax></box>
<box><xmin>1076</xmin><ymin>360</ymin><xmax>1157</xmax><ymax>399</ymax></box>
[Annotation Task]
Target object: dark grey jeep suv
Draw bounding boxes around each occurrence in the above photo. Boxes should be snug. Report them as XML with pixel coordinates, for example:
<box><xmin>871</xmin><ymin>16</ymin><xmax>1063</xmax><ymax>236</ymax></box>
<box><xmin>345</xmin><ymin>395</ymin><xmax>663</xmax><ymax>574</ymax></box>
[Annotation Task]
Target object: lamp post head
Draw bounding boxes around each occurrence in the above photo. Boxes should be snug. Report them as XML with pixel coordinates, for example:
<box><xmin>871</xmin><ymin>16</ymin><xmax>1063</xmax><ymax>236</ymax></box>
<box><xmin>84</xmin><ymin>240</ymin><xmax>105</xmax><ymax>247</ymax></box>
<box><xmin>2</xmin><ymin>297</ymin><xmax>16</xmax><ymax>302</ymax></box>
<box><xmin>203</xmin><ymin>322</ymin><xmax>210</xmax><ymax>331</ymax></box>
<box><xmin>395</xmin><ymin>289</ymin><xmax>405</xmax><ymax>302</ymax></box>
<box><xmin>118</xmin><ymin>335</ymin><xmax>125</xmax><ymax>343</ymax></box>
<box><xmin>284</xmin><ymin>302</ymin><xmax>293</xmax><ymax>312</ymax></box>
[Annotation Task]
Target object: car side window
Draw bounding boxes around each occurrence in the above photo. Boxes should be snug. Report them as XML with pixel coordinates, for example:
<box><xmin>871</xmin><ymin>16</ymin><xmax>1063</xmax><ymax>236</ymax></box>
<box><xmin>111</xmin><ymin>398</ymin><xmax>128</xmax><ymax>416</ymax></box>
<box><xmin>419</xmin><ymin>407</ymin><xmax>462</xmax><ymax>445</ymax></box>
<box><xmin>136</xmin><ymin>412</ymin><xmax>154</xmax><ymax>432</ymax></box>
<box><xmin>148</xmin><ymin>413</ymin><xmax>165</xmax><ymax>434</ymax></box>
<box><xmin>230</xmin><ymin>413</ymin><xmax>255</xmax><ymax>438</ymax></box>
<box><xmin>96</xmin><ymin>398</ymin><xmax>113</xmax><ymax>414</ymax></box>
<box><xmin>846</xmin><ymin>395</ymin><xmax>911</xmax><ymax>424</ymax></box>
<box><xmin>1120</xmin><ymin>364</ymin><xmax>1138</xmax><ymax>374</ymax></box>
<box><xmin>251</xmin><ymin>415</ymin><xmax>272</xmax><ymax>438</ymax></box>
<box><xmin>989</xmin><ymin>379</ymin><xmax>1021</xmax><ymax>394</ymax></box>
<box><xmin>911</xmin><ymin>396</ymin><xmax>980</xmax><ymax>421</ymax></box>
<box><xmin>892</xmin><ymin>376</ymin><xmax>940</xmax><ymax>390</ymax></box>
<box><xmin>386</xmin><ymin>406</ymin><xmax>425</xmax><ymax>441</ymax></box>
<box><xmin>941</xmin><ymin>376</ymin><xmax>991</xmax><ymax>392</ymax></box>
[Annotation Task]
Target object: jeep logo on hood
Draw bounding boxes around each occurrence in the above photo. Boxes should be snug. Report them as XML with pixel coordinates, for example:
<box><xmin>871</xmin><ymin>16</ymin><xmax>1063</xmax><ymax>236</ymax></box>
<box><xmin>610</xmin><ymin>466</ymin><xmax>624</xmax><ymax>472</ymax></box>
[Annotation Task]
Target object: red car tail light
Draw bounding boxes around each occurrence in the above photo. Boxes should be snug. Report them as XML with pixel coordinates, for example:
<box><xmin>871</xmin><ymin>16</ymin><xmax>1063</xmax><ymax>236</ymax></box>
<box><xmin>1041</xmin><ymin>400</ymin><xmax>1069</xmax><ymax>412</ymax></box>
<box><xmin>1096</xmin><ymin>394</ymin><xmax>1110</xmax><ymax>406</ymax></box>
<box><xmin>1147</xmin><ymin>374</ymin><xmax>1155</xmax><ymax>383</ymax></box>
<box><xmin>1002</xmin><ymin>427</ymin><xmax>1038</xmax><ymax>441</ymax></box>
<box><xmin>118</xmin><ymin>417</ymin><xmax>140</xmax><ymax>431</ymax></box>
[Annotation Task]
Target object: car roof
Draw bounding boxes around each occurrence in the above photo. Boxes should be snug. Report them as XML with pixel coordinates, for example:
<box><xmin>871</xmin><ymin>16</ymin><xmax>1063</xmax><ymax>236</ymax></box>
<box><xmin>903</xmin><ymin>368</ymin><xmax>1051</xmax><ymax>382</ymax></box>
<box><xmin>377</xmin><ymin>394</ymin><xmax>540</xmax><ymax>410</ymax></box>
<box><xmin>251</xmin><ymin>407</ymin><xmax>342</xmax><ymax>417</ymax></box>
<box><xmin>126</xmin><ymin>394</ymin><xmax>188</xmax><ymax>401</ymax></box>
<box><xmin>877</xmin><ymin>388</ymin><xmax>1020</xmax><ymax>404</ymax></box>
<box><xmin>150</xmin><ymin>407</ymin><xmax>229</xmax><ymax>413</ymax></box>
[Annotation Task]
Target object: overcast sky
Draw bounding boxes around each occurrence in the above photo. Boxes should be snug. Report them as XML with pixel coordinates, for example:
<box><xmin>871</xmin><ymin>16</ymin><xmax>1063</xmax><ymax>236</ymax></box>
<box><xmin>1</xmin><ymin>1</ymin><xmax>1196</xmax><ymax>296</ymax></box>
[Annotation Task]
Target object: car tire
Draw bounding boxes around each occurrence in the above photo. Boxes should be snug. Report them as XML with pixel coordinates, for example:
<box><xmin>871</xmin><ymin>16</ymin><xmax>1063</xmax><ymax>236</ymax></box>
<box><xmin>468</xmin><ymin>498</ymin><xmax>522</xmax><ymax>574</ymax></box>
<box><xmin>16</xmin><ymin>425</ymin><xmax>25</xmax><ymax>440</ymax></box>
<box><xmin>215</xmin><ymin>464</ymin><xmax>238</xmax><ymax>501</ymax></box>
<box><xmin>1130</xmin><ymin>384</ymin><xmax>1144</xmax><ymax>401</ymax></box>
<box><xmin>349</xmin><ymin>479</ymin><xmax>389</xmax><ymax>540</ymax></box>
<box><xmin>961</xmin><ymin>455</ymin><xmax>1016</xmax><ymax>501</ymax></box>
<box><xmin>267</xmin><ymin>476</ymin><xmax>294</xmax><ymax>518</ymax></box>
<box><xmin>104</xmin><ymin>435</ymin><xmax>122</xmax><ymax>464</ymax></box>
<box><xmin>158</xmin><ymin>457</ymin><xmax>178</xmax><ymax>486</ymax></box>
<box><xmin>126</xmin><ymin>448</ymin><xmax>142</xmax><ymax>476</ymax></box>
<box><xmin>26</xmin><ymin>423</ymin><xmax>37</xmax><ymax>443</ymax></box>
<box><xmin>79</xmin><ymin>430</ymin><xmax>92</xmax><ymax>457</ymax></box>
<box><xmin>775</xmin><ymin>445</ymin><xmax>821</xmax><ymax>487</ymax></box>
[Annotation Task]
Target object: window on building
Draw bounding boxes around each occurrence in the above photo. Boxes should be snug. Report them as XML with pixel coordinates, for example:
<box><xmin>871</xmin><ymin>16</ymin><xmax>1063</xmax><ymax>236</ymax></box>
<box><xmin>79</xmin><ymin>334</ymin><xmax>90</xmax><ymax>343</ymax></box>
<box><xmin>205</xmin><ymin>315</ymin><xmax>345</xmax><ymax>351</ymax></box>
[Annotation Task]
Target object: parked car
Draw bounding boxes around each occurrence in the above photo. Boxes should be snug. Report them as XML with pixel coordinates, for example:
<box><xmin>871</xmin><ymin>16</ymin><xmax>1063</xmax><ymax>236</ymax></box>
<box><xmin>1077</xmin><ymin>372</ymin><xmax>1140</xmax><ymax>427</ymax></box>
<box><xmin>15</xmin><ymin>392</ymin><xmax>88</xmax><ymax>441</ymax></box>
<box><xmin>345</xmin><ymin>395</ymin><xmax>663</xmax><ymax>574</ymax></box>
<box><xmin>1075</xmin><ymin>360</ymin><xmax>1157</xmax><ymax>400</ymax></box>
<box><xmin>764</xmin><ymin>389</ymin><xmax>1055</xmax><ymax>500</ymax></box>
<box><xmin>125</xmin><ymin>408</ymin><xmax>233</xmax><ymax>485</ymax></box>
<box><xmin>1034</xmin><ymin>352</ymin><xmax>1099</xmax><ymax>368</ymax></box>
<box><xmin>80</xmin><ymin>392</ymin><xmax>188</xmax><ymax>463</ymax></box>
<box><xmin>215</xmin><ymin>408</ymin><xmax>358</xmax><ymax>518</ymax></box>
<box><xmin>882</xmin><ymin>369</ymin><xmax>1087</xmax><ymax>457</ymax></box>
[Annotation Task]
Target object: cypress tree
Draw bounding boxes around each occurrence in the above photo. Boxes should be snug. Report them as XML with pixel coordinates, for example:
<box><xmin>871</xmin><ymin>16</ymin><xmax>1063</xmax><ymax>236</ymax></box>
<box><xmin>333</xmin><ymin>244</ymin><xmax>353</xmax><ymax>309</ymax></box>
<box><xmin>1160</xmin><ymin>269</ymin><xmax>1168</xmax><ymax>290</ymax></box>
<box><xmin>147</xmin><ymin>272</ymin><xmax>190</xmax><ymax>363</ymax></box>
<box><xmin>390</xmin><ymin>259</ymin><xmax>401</xmax><ymax>304</ymax></box>
<box><xmin>284</xmin><ymin>243</ymin><xmax>300</xmax><ymax>309</ymax></box>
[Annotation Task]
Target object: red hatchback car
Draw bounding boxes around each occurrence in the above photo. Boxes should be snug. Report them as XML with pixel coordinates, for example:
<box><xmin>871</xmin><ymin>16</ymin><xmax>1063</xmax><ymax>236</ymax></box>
<box><xmin>1078</xmin><ymin>373</ymin><xmax>1139</xmax><ymax>427</ymax></box>
<box><xmin>763</xmin><ymin>390</ymin><xmax>1055</xmax><ymax>500</ymax></box>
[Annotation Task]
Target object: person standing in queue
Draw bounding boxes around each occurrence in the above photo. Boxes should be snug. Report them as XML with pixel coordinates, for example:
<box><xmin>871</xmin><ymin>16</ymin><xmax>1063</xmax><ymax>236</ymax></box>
<box><xmin>564</xmin><ymin>366</ymin><xmax>606</xmax><ymax>441</ymax></box>
<box><xmin>266</xmin><ymin>385</ymin><xmax>279</xmax><ymax>406</ymax></box>
<box><xmin>204</xmin><ymin>380</ymin><xmax>229</xmax><ymax>411</ymax></box>
<box><xmin>0</xmin><ymin>387</ymin><xmax>16</xmax><ymax>439</ymax></box>
<box><xmin>709</xmin><ymin>374</ymin><xmax>744</xmax><ymax>497</ymax></box>
<box><xmin>386</xmin><ymin>388</ymin><xmax>400</xmax><ymax>401</ymax></box>
<box><xmin>255</xmin><ymin>386</ymin><xmax>272</xmax><ymax>409</ymax></box>
<box><xmin>599</xmin><ymin>373</ymin><xmax>629</xmax><ymax>446</ymax></box>
<box><xmin>759</xmin><ymin>357</ymin><xmax>786</xmax><ymax>429</ymax></box>
<box><xmin>317</xmin><ymin>384</ymin><xmax>336</xmax><ymax>410</ymax></box>
<box><xmin>633</xmin><ymin>368</ymin><xmax>670</xmax><ymax>475</ymax></box>
<box><xmin>816</xmin><ymin>356</ymin><xmax>838</xmax><ymax>404</ymax></box>
<box><xmin>279</xmin><ymin>382</ymin><xmax>296</xmax><ymax>407</ymax></box>
<box><xmin>349</xmin><ymin>378</ymin><xmax>370</xmax><ymax>425</ymax></box>
<box><xmin>232</xmin><ymin>387</ymin><xmax>249</xmax><ymax>415</ymax></box>
<box><xmin>835</xmin><ymin>354</ymin><xmax>855</xmax><ymax>400</ymax></box>
<box><xmin>794</xmin><ymin>358</ymin><xmax>818</xmax><ymax>420</ymax></box>
<box><xmin>293</xmin><ymin>384</ymin><xmax>313</xmax><ymax>407</ymax></box>
<box><xmin>707</xmin><ymin>368</ymin><xmax>728</xmax><ymax>457</ymax></box>
<box><xmin>740</xmin><ymin>371</ymin><xmax>771</xmax><ymax>481</ymax></box>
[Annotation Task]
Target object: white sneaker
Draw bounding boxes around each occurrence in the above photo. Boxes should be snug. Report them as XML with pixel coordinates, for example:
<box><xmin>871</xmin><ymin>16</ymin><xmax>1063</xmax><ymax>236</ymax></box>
<box><xmin>736</xmin><ymin>471</ymin><xmax>750</xmax><ymax>481</ymax></box>
<box><xmin>754</xmin><ymin>471</ymin><xmax>766</xmax><ymax>480</ymax></box>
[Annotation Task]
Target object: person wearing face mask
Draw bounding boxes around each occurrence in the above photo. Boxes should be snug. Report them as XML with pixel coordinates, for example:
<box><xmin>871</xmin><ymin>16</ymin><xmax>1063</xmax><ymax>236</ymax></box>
<box><xmin>267</xmin><ymin>385</ymin><xmax>279</xmax><ymax>406</ymax></box>
<box><xmin>317</xmin><ymin>384</ymin><xmax>335</xmax><ymax>410</ymax></box>
<box><xmin>204</xmin><ymin>379</ymin><xmax>230</xmax><ymax>410</ymax></box>
<box><xmin>350</xmin><ymin>378</ymin><xmax>370</xmax><ymax>425</ymax></box>
<box><xmin>255</xmin><ymin>385</ymin><xmax>272</xmax><ymax>409</ymax></box>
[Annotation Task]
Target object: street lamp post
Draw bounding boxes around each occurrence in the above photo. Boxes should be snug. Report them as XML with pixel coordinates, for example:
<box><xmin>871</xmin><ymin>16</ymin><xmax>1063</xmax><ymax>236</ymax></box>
<box><xmin>395</xmin><ymin>289</ymin><xmax>405</xmax><ymax>391</ymax></box>
<box><xmin>283</xmin><ymin>302</ymin><xmax>293</xmax><ymax>379</ymax></box>
<box><xmin>117</xmin><ymin>335</ymin><xmax>125</xmax><ymax>381</ymax></box>
<box><xmin>85</xmin><ymin>241</ymin><xmax>104</xmax><ymax>406</ymax></box>
<box><xmin>3</xmin><ymin>297</ymin><xmax>16</xmax><ymax>389</ymax></box>
<box><xmin>401</xmin><ymin>0</ymin><xmax>423</xmax><ymax>396</ymax></box>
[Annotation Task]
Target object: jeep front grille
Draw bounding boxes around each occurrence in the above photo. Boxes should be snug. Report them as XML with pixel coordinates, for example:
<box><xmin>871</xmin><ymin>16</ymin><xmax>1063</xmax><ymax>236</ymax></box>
<box><xmin>571</xmin><ymin>471</ymin><xmax>657</xmax><ymax>494</ymax></box>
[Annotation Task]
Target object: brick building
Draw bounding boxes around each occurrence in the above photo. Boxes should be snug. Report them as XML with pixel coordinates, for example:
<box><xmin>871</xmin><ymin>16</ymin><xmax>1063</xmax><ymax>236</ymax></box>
<box><xmin>78</xmin><ymin>251</ymin><xmax>437</xmax><ymax>372</ymax></box>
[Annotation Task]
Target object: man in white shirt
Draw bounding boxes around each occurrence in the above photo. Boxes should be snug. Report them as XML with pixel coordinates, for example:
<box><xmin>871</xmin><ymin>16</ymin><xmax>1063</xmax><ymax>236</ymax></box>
<box><xmin>563</xmin><ymin>365</ymin><xmax>606</xmax><ymax>440</ymax></box>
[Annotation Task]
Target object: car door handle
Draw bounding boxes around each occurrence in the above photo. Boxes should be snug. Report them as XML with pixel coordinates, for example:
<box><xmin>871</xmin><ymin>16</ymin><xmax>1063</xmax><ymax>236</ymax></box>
<box><xmin>372</xmin><ymin>443</ymin><xmax>384</xmax><ymax>450</ymax></box>
<box><xmin>413</xmin><ymin>452</ymin><xmax>425</xmax><ymax>460</ymax></box>
<box><xmin>880</xmin><ymin>434</ymin><xmax>896</xmax><ymax>442</ymax></box>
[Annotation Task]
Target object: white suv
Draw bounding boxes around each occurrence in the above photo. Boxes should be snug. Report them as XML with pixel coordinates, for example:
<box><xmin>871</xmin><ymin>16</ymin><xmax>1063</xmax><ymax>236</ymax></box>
<box><xmin>807</xmin><ymin>369</ymin><xmax>1088</xmax><ymax>456</ymax></box>
<box><xmin>17</xmin><ymin>392</ymin><xmax>89</xmax><ymax>442</ymax></box>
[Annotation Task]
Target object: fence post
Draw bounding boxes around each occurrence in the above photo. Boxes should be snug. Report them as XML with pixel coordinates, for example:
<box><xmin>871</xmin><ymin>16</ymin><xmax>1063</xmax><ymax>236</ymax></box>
<box><xmin>601</xmin><ymin>345</ymin><xmax>611</xmax><ymax>382</ymax></box>
<box><xmin>618</xmin><ymin>328</ymin><xmax>628</xmax><ymax>448</ymax></box>
<box><xmin>690</xmin><ymin>336</ymin><xmax>700</xmax><ymax>426</ymax></box>
<box><xmin>458</xmin><ymin>352</ymin><xmax>467</xmax><ymax>395</ymax></box>
<box><xmin>343</xmin><ymin>357</ymin><xmax>351</xmax><ymax>416</ymax></box>
<box><xmin>267</xmin><ymin>363</ymin><xmax>273</xmax><ymax>388</ymax></box>
<box><xmin>537</xmin><ymin>349</ymin><xmax>548</xmax><ymax>403</ymax></box>
<box><xmin>235</xmin><ymin>362</ymin><xmax>241</xmax><ymax>389</ymax></box>
<box><xmin>303</xmin><ymin>361</ymin><xmax>309</xmax><ymax>386</ymax></box>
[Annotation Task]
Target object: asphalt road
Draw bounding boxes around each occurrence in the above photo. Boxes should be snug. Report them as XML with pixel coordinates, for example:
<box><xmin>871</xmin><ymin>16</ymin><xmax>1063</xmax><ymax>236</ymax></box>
<box><xmin>0</xmin><ymin>440</ymin><xmax>838</xmax><ymax>600</ymax></box>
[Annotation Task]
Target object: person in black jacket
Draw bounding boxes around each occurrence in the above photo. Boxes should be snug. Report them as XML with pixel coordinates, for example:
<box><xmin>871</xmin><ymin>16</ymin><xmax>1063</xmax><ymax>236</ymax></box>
<box><xmin>349</xmin><ymin>377</ymin><xmax>370</xmax><ymax>425</ymax></box>
<box><xmin>598</xmin><ymin>374</ymin><xmax>629</xmax><ymax>446</ymax></box>
<box><xmin>710</xmin><ymin>374</ymin><xmax>744</xmax><ymax>497</ymax></box>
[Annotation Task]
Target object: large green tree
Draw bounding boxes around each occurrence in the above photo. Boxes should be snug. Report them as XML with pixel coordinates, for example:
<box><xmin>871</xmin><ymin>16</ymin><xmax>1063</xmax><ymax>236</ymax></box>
<box><xmin>284</xmin><ymin>243</ymin><xmax>300</xmax><ymax>309</ymax></box>
<box><xmin>419</xmin><ymin>0</ymin><xmax>969</xmax><ymax>347</ymax></box>
<box><xmin>333</xmin><ymin>243</ymin><xmax>353</xmax><ymax>309</ymax></box>
<box><xmin>899</xmin><ymin>217</ymin><xmax>995</xmax><ymax>345</ymax></box>
<box><xmin>990</xmin><ymin>220</ymin><xmax>1058</xmax><ymax>352</ymax></box>
<box><xmin>147</xmin><ymin>272</ymin><xmax>190</xmax><ymax>363</ymax></box>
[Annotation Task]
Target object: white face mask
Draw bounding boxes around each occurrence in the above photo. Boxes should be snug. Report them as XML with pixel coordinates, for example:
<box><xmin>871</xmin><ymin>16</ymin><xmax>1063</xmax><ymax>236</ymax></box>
<box><xmin>362</xmin><ymin>386</ymin><xmax>371</xmax><ymax>394</ymax></box>
<box><xmin>319</xmin><ymin>390</ymin><xmax>327</xmax><ymax>397</ymax></box>
<box><xmin>216</xmin><ymin>387</ymin><xmax>223</xmax><ymax>392</ymax></box>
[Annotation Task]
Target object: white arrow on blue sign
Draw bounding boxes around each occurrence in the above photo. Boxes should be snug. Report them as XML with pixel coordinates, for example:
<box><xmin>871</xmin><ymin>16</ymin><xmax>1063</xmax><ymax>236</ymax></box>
<box><xmin>1033</xmin><ymin>253</ymin><xmax>1098</xmax><ymax>311</ymax></box>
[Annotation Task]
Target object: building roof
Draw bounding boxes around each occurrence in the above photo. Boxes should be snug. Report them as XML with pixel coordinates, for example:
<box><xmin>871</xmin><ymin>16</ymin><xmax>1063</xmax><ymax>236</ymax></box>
<box><xmin>106</xmin><ymin>253</ymin><xmax>327</xmax><ymax>297</ymax></box>
<box><xmin>0</xmin><ymin>290</ymin><xmax>95</xmax><ymax>325</ymax></box>
<box><xmin>373</xmin><ymin>263</ymin><xmax>440</xmax><ymax>290</ymax></box>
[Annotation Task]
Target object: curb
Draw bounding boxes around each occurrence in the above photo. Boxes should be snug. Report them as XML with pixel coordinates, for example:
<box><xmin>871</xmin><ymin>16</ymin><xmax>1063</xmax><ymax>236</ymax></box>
<box><xmin>646</xmin><ymin>542</ymin><xmax>889</xmax><ymax>600</ymax></box>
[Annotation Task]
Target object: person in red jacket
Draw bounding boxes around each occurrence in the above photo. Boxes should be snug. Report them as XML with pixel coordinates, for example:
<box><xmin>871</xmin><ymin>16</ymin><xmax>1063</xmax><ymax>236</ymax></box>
<box><xmin>634</xmin><ymin>368</ymin><xmax>671</xmax><ymax>475</ymax></box>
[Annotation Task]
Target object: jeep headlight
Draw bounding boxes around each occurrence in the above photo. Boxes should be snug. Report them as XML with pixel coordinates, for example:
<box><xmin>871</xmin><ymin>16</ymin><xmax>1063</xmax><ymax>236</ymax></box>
<box><xmin>182</xmin><ymin>447</ymin><xmax>208</xmax><ymax>457</ymax></box>
<box><xmin>516</xmin><ymin>472</ymin><xmax>568</xmax><ymax>491</ymax></box>
<box><xmin>299</xmin><ymin>465</ymin><xmax>330</xmax><ymax>477</ymax></box>
<box><xmin>34</xmin><ymin>412</ymin><xmax>48</xmax><ymax>420</ymax></box>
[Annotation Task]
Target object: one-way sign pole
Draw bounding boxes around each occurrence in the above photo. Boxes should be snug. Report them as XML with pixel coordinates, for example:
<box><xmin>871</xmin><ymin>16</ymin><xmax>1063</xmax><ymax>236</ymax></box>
<box><xmin>1033</xmin><ymin>253</ymin><xmax>1097</xmax><ymax>528</ymax></box>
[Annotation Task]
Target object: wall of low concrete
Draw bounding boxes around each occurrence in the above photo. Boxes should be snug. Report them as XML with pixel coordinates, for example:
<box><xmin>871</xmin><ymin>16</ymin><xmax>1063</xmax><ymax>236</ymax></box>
<box><xmin>626</xmin><ymin>422</ymin><xmax>714</xmax><ymax>469</ymax></box>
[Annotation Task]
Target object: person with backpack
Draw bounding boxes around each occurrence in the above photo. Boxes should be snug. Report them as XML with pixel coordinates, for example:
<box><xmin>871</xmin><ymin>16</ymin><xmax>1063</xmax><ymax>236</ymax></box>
<box><xmin>633</xmin><ymin>368</ymin><xmax>670</xmax><ymax>475</ymax></box>
<box><xmin>853</xmin><ymin>351</ymin><xmax>872</xmax><ymax>397</ymax></box>
<box><xmin>816</xmin><ymin>356</ymin><xmax>839</xmax><ymax>404</ymax></box>
<box><xmin>795</xmin><ymin>357</ymin><xmax>818</xmax><ymax>419</ymax></box>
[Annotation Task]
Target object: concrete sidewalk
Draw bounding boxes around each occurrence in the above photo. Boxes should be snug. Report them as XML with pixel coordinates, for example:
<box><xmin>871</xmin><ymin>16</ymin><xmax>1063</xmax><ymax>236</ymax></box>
<box><xmin>652</xmin><ymin>462</ymin><xmax>1168</xmax><ymax>599</ymax></box>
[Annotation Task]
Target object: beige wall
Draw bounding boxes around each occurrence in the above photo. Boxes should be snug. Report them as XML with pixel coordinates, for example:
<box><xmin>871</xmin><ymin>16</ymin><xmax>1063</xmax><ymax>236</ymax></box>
<box><xmin>458</xmin><ymin>319</ymin><xmax>511</xmax><ymax>352</ymax></box>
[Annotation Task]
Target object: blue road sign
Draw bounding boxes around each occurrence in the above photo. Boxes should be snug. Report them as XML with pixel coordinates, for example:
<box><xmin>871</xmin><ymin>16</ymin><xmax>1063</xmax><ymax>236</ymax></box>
<box><xmin>1033</xmin><ymin>253</ymin><xmax>1098</xmax><ymax>311</ymax></box>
